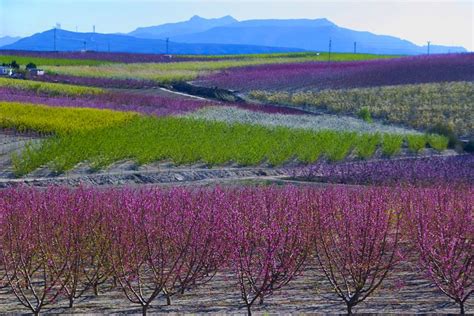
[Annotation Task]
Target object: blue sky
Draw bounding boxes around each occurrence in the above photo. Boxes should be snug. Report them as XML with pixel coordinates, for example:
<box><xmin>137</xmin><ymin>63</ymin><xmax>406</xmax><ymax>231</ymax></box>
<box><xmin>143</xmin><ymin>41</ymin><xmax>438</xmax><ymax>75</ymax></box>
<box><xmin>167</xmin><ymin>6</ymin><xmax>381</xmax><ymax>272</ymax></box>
<box><xmin>1</xmin><ymin>0</ymin><xmax>472</xmax><ymax>51</ymax></box>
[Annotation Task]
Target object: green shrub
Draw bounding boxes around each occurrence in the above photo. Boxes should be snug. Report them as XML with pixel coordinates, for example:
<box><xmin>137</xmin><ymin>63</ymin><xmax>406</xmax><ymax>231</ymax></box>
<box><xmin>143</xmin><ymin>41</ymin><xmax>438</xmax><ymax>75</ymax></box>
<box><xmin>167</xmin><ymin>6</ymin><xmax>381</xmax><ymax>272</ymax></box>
<box><xmin>407</xmin><ymin>135</ymin><xmax>427</xmax><ymax>153</ymax></box>
<box><xmin>382</xmin><ymin>134</ymin><xmax>404</xmax><ymax>157</ymax></box>
<box><xmin>427</xmin><ymin>123</ymin><xmax>458</xmax><ymax>149</ymax></box>
<box><xmin>426</xmin><ymin>134</ymin><xmax>449</xmax><ymax>151</ymax></box>
<box><xmin>357</xmin><ymin>107</ymin><xmax>373</xmax><ymax>123</ymax></box>
<box><xmin>356</xmin><ymin>134</ymin><xmax>380</xmax><ymax>159</ymax></box>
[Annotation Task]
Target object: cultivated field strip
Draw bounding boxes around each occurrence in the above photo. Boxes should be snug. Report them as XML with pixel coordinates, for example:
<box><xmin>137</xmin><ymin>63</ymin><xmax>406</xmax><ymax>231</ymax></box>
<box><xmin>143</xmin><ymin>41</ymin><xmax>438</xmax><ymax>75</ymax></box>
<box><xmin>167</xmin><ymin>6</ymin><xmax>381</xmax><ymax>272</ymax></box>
<box><xmin>187</xmin><ymin>106</ymin><xmax>421</xmax><ymax>134</ymax></box>
<box><xmin>0</xmin><ymin>132</ymin><xmax>41</xmax><ymax>178</ymax></box>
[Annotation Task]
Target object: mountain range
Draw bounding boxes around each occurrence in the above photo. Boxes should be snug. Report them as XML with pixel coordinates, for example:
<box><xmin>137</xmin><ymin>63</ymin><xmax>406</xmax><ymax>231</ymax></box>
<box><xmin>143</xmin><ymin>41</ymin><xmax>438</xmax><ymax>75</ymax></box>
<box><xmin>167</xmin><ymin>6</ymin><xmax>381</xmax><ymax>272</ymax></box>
<box><xmin>1</xmin><ymin>16</ymin><xmax>467</xmax><ymax>55</ymax></box>
<box><xmin>0</xmin><ymin>36</ymin><xmax>21</xmax><ymax>47</ymax></box>
<box><xmin>0</xmin><ymin>29</ymin><xmax>303</xmax><ymax>55</ymax></box>
<box><xmin>129</xmin><ymin>16</ymin><xmax>466</xmax><ymax>55</ymax></box>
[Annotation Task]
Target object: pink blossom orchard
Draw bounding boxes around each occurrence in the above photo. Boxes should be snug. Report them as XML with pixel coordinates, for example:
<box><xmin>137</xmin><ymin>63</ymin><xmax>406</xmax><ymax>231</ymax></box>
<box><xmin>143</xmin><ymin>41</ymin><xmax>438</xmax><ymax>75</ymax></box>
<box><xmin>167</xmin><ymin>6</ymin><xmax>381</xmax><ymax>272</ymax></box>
<box><xmin>310</xmin><ymin>186</ymin><xmax>403</xmax><ymax>314</ymax></box>
<box><xmin>0</xmin><ymin>185</ymin><xmax>472</xmax><ymax>315</ymax></box>
<box><xmin>404</xmin><ymin>186</ymin><xmax>474</xmax><ymax>314</ymax></box>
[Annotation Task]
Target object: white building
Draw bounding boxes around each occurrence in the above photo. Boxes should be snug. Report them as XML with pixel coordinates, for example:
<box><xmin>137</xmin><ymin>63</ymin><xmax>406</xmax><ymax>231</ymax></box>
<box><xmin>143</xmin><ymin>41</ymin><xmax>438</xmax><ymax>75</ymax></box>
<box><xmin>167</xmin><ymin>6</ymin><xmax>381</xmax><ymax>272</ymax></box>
<box><xmin>28</xmin><ymin>68</ymin><xmax>45</xmax><ymax>76</ymax></box>
<box><xmin>0</xmin><ymin>66</ymin><xmax>13</xmax><ymax>76</ymax></box>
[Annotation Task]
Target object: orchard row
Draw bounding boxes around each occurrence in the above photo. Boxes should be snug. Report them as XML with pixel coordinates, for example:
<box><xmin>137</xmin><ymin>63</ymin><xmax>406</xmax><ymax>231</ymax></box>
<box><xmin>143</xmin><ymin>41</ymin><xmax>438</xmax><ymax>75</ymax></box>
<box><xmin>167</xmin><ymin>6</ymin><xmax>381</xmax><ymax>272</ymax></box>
<box><xmin>0</xmin><ymin>185</ymin><xmax>472</xmax><ymax>315</ymax></box>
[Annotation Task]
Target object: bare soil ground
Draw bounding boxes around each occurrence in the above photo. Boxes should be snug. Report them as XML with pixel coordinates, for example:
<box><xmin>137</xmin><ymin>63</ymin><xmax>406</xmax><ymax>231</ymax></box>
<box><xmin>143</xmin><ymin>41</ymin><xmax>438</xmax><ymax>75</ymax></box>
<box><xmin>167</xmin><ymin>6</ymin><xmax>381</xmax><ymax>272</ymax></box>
<box><xmin>0</xmin><ymin>264</ymin><xmax>471</xmax><ymax>314</ymax></box>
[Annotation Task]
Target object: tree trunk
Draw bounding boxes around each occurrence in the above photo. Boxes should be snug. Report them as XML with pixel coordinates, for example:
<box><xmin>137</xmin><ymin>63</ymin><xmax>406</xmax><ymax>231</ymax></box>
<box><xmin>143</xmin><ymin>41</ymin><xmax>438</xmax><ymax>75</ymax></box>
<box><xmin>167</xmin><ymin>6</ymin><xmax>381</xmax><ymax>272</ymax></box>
<box><xmin>68</xmin><ymin>297</ymin><xmax>74</xmax><ymax>308</ymax></box>
<box><xmin>163</xmin><ymin>289</ymin><xmax>171</xmax><ymax>305</ymax></box>
<box><xmin>93</xmin><ymin>283</ymin><xmax>99</xmax><ymax>296</ymax></box>
<box><xmin>246</xmin><ymin>304</ymin><xmax>252</xmax><ymax>316</ymax></box>
<box><xmin>460</xmin><ymin>301</ymin><xmax>465</xmax><ymax>315</ymax></box>
<box><xmin>258</xmin><ymin>294</ymin><xmax>264</xmax><ymax>305</ymax></box>
<box><xmin>142</xmin><ymin>304</ymin><xmax>148</xmax><ymax>316</ymax></box>
<box><xmin>347</xmin><ymin>303</ymin><xmax>353</xmax><ymax>315</ymax></box>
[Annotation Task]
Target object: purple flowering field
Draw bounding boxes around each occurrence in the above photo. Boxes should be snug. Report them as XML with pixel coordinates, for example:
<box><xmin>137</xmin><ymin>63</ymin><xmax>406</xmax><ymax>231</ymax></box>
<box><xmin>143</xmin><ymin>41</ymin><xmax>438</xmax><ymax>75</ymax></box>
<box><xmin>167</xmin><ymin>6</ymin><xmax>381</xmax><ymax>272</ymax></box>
<box><xmin>199</xmin><ymin>53</ymin><xmax>474</xmax><ymax>91</ymax></box>
<box><xmin>0</xmin><ymin>87</ymin><xmax>305</xmax><ymax>116</ymax></box>
<box><xmin>294</xmin><ymin>154</ymin><xmax>474</xmax><ymax>186</ymax></box>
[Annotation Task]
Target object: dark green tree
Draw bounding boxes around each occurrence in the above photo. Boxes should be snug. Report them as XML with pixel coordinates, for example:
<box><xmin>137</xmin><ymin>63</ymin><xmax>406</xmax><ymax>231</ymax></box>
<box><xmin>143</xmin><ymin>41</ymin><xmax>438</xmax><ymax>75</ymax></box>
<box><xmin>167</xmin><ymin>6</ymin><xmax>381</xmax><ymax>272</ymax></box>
<box><xmin>26</xmin><ymin>62</ymin><xmax>37</xmax><ymax>70</ymax></box>
<box><xmin>10</xmin><ymin>60</ymin><xmax>20</xmax><ymax>69</ymax></box>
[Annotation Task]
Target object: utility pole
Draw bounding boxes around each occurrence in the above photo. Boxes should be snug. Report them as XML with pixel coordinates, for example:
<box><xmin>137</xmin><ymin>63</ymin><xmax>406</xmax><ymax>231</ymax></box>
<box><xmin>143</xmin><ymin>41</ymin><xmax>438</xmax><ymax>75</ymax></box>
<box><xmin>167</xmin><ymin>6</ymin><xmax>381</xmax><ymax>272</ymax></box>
<box><xmin>354</xmin><ymin>41</ymin><xmax>357</xmax><ymax>54</ymax></box>
<box><xmin>166</xmin><ymin>37</ymin><xmax>170</xmax><ymax>55</ymax></box>
<box><xmin>328</xmin><ymin>38</ymin><xmax>332</xmax><ymax>62</ymax></box>
<box><xmin>93</xmin><ymin>25</ymin><xmax>96</xmax><ymax>33</ymax></box>
<box><xmin>427</xmin><ymin>41</ymin><xmax>431</xmax><ymax>55</ymax></box>
<box><xmin>83</xmin><ymin>41</ymin><xmax>87</xmax><ymax>51</ymax></box>
<box><xmin>53</xmin><ymin>27</ymin><xmax>57</xmax><ymax>51</ymax></box>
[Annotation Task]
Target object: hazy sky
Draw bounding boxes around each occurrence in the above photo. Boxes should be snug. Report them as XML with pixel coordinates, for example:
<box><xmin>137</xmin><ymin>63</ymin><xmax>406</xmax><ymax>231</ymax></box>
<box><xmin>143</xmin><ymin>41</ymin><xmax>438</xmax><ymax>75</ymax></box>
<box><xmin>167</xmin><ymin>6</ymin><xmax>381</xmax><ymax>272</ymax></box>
<box><xmin>1</xmin><ymin>0</ymin><xmax>473</xmax><ymax>51</ymax></box>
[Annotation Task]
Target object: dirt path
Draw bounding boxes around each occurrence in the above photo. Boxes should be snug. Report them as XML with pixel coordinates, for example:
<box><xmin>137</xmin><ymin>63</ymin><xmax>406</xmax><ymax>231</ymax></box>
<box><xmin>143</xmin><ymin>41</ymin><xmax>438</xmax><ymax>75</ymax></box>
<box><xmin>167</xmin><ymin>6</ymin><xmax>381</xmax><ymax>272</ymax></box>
<box><xmin>0</xmin><ymin>164</ymin><xmax>293</xmax><ymax>188</ymax></box>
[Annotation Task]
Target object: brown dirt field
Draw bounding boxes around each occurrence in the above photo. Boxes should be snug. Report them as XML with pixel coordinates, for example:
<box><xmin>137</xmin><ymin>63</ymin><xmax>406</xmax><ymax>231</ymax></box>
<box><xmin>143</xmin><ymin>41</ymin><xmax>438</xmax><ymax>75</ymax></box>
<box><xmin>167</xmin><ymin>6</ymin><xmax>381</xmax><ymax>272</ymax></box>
<box><xmin>0</xmin><ymin>263</ymin><xmax>471</xmax><ymax>314</ymax></box>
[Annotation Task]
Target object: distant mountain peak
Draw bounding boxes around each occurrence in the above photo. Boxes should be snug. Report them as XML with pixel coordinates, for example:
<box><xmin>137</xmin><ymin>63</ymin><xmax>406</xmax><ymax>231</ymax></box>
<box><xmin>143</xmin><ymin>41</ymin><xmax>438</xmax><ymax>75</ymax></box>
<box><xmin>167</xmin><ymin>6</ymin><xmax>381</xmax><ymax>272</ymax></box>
<box><xmin>189</xmin><ymin>15</ymin><xmax>204</xmax><ymax>21</ymax></box>
<box><xmin>129</xmin><ymin>15</ymin><xmax>238</xmax><ymax>39</ymax></box>
<box><xmin>316</xmin><ymin>17</ymin><xmax>335</xmax><ymax>25</ymax></box>
<box><xmin>221</xmin><ymin>15</ymin><xmax>238</xmax><ymax>21</ymax></box>
<box><xmin>0</xmin><ymin>36</ymin><xmax>22</xmax><ymax>47</ymax></box>
<box><xmin>189</xmin><ymin>15</ymin><xmax>237</xmax><ymax>23</ymax></box>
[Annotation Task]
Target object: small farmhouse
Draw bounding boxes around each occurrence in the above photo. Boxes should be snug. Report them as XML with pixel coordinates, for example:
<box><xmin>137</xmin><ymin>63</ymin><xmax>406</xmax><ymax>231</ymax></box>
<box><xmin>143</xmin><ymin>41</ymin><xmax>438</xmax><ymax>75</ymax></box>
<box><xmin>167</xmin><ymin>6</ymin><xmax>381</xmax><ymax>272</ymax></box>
<box><xmin>0</xmin><ymin>66</ymin><xmax>13</xmax><ymax>76</ymax></box>
<box><xmin>28</xmin><ymin>68</ymin><xmax>45</xmax><ymax>76</ymax></box>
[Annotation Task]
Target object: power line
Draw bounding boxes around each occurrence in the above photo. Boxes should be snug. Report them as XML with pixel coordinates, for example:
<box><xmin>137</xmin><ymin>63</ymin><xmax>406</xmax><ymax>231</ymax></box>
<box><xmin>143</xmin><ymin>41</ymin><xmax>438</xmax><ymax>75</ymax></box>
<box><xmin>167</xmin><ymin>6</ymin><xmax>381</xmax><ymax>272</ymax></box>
<box><xmin>328</xmin><ymin>38</ymin><xmax>332</xmax><ymax>62</ymax></box>
<box><xmin>53</xmin><ymin>27</ymin><xmax>57</xmax><ymax>51</ymax></box>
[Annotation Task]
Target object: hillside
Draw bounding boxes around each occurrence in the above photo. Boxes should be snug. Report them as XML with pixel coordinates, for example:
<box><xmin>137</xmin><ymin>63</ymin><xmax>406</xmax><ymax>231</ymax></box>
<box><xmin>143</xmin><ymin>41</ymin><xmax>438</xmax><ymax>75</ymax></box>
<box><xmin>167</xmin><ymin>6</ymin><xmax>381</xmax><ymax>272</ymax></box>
<box><xmin>0</xmin><ymin>36</ymin><xmax>21</xmax><ymax>47</ymax></box>
<box><xmin>0</xmin><ymin>29</ymin><xmax>304</xmax><ymax>55</ymax></box>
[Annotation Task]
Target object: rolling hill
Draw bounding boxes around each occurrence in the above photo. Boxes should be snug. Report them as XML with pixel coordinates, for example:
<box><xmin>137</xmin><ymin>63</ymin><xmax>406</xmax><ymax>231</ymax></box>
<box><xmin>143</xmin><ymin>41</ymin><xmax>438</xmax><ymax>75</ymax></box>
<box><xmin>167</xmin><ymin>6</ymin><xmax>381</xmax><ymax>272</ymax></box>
<box><xmin>0</xmin><ymin>36</ymin><xmax>21</xmax><ymax>47</ymax></box>
<box><xmin>0</xmin><ymin>29</ymin><xmax>304</xmax><ymax>55</ymax></box>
